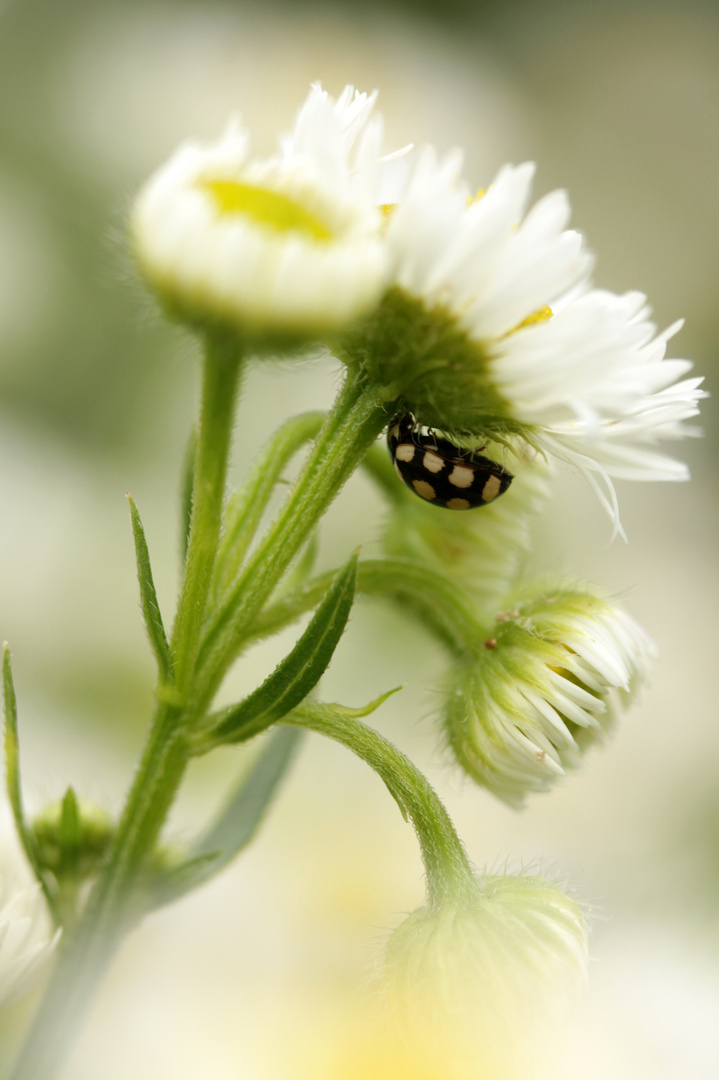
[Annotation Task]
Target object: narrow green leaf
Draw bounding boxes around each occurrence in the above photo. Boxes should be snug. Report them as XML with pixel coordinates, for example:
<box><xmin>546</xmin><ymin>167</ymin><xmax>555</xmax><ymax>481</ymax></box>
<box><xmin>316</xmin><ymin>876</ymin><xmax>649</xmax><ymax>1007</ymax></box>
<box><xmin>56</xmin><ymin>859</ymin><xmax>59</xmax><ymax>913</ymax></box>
<box><xmin>144</xmin><ymin>852</ymin><xmax>220</xmax><ymax>912</ymax></box>
<box><xmin>148</xmin><ymin>726</ymin><xmax>303</xmax><ymax>910</ymax></box>
<box><xmin>2</xmin><ymin>644</ymin><xmax>56</xmax><ymax>913</ymax></box>
<box><xmin>180</xmin><ymin>426</ymin><xmax>196</xmax><ymax>566</ymax></box>
<box><xmin>208</xmin><ymin>552</ymin><xmax>359</xmax><ymax>747</ymax></box>
<box><xmin>127</xmin><ymin>495</ymin><xmax>174</xmax><ymax>683</ymax></box>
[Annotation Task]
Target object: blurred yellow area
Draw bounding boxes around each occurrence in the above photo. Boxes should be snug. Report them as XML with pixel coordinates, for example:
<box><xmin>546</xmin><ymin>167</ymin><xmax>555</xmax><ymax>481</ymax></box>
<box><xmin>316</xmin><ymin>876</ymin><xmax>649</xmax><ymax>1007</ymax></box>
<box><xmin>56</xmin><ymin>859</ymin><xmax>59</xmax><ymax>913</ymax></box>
<box><xmin>0</xmin><ymin>1</ymin><xmax>717</xmax><ymax>1077</ymax></box>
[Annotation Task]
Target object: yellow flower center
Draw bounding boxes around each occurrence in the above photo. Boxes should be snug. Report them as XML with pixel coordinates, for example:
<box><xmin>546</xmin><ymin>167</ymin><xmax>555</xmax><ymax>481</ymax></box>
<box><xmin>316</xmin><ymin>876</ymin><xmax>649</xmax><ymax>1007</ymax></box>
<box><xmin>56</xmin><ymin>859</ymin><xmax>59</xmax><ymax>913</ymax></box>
<box><xmin>200</xmin><ymin>179</ymin><xmax>335</xmax><ymax>243</ymax></box>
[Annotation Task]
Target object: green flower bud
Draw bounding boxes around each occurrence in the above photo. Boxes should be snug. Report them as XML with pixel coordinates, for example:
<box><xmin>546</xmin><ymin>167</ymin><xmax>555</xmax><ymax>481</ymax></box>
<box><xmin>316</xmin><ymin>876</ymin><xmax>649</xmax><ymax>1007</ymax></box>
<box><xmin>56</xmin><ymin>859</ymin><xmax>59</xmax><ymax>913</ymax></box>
<box><xmin>32</xmin><ymin>791</ymin><xmax>113</xmax><ymax>885</ymax></box>
<box><xmin>444</xmin><ymin>583</ymin><xmax>656</xmax><ymax>806</ymax></box>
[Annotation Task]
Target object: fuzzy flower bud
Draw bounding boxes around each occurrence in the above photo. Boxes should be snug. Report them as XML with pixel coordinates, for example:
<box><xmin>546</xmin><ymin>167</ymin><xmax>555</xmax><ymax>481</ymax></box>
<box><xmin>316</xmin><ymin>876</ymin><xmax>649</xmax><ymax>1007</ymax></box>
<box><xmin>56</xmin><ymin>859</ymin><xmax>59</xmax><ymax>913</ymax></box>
<box><xmin>445</xmin><ymin>583</ymin><xmax>656</xmax><ymax>806</ymax></box>
<box><xmin>383</xmin><ymin>872</ymin><xmax>588</xmax><ymax>1076</ymax></box>
<box><xmin>131</xmin><ymin>84</ymin><xmax>391</xmax><ymax>346</ymax></box>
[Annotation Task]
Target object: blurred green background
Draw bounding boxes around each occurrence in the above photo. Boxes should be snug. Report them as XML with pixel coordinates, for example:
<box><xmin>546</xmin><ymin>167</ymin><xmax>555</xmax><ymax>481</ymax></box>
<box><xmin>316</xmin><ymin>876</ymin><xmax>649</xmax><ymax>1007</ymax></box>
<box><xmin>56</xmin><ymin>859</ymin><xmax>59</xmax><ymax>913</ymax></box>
<box><xmin>0</xmin><ymin>0</ymin><xmax>717</xmax><ymax>1076</ymax></box>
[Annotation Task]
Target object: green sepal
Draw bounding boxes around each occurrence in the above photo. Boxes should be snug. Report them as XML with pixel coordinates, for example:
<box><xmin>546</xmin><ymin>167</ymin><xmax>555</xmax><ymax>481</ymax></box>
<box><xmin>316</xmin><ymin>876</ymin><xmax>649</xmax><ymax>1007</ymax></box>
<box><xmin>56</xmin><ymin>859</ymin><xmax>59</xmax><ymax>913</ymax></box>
<box><xmin>197</xmin><ymin>551</ymin><xmax>359</xmax><ymax>751</ymax></box>
<box><xmin>147</xmin><ymin>726</ymin><xmax>302</xmax><ymax>910</ymax></box>
<box><xmin>59</xmin><ymin>787</ymin><xmax>81</xmax><ymax>861</ymax></box>
<box><xmin>2</xmin><ymin>643</ymin><xmax>55</xmax><ymax>912</ymax></box>
<box><xmin>127</xmin><ymin>494</ymin><xmax>174</xmax><ymax>684</ymax></box>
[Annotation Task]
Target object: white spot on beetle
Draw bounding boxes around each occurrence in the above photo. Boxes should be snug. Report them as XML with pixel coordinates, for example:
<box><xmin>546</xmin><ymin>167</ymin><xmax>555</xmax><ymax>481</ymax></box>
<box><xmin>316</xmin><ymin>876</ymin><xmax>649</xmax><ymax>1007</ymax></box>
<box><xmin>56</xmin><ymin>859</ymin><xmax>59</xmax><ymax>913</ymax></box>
<box><xmin>448</xmin><ymin>464</ymin><xmax>474</xmax><ymax>488</ymax></box>
<box><xmin>446</xmin><ymin>497</ymin><xmax>471</xmax><ymax>510</ymax></box>
<box><xmin>395</xmin><ymin>443</ymin><xmax>415</xmax><ymax>463</ymax></box>
<box><xmin>481</xmin><ymin>475</ymin><xmax>502</xmax><ymax>502</ymax></box>
<box><xmin>412</xmin><ymin>479</ymin><xmax>437</xmax><ymax>500</ymax></box>
<box><xmin>422</xmin><ymin>450</ymin><xmax>444</xmax><ymax>473</ymax></box>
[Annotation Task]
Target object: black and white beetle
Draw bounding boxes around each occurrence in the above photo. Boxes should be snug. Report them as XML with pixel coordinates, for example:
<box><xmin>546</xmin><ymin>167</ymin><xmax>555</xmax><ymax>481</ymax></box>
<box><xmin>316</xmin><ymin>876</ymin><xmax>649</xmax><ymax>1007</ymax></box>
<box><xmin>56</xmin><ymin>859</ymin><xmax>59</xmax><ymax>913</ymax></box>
<box><xmin>387</xmin><ymin>413</ymin><xmax>513</xmax><ymax>510</ymax></box>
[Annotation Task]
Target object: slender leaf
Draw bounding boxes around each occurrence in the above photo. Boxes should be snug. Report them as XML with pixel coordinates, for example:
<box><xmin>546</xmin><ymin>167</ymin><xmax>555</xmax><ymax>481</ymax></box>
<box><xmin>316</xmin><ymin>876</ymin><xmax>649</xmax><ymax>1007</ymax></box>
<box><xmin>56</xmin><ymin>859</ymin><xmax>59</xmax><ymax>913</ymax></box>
<box><xmin>2</xmin><ymin>644</ymin><xmax>56</xmax><ymax>913</ymax></box>
<box><xmin>148</xmin><ymin>726</ymin><xmax>303</xmax><ymax>909</ymax></box>
<box><xmin>207</xmin><ymin>552</ymin><xmax>358</xmax><ymax>748</ymax></box>
<box><xmin>192</xmin><ymin>725</ymin><xmax>302</xmax><ymax>863</ymax></box>
<box><xmin>127</xmin><ymin>495</ymin><xmax>174</xmax><ymax>683</ymax></box>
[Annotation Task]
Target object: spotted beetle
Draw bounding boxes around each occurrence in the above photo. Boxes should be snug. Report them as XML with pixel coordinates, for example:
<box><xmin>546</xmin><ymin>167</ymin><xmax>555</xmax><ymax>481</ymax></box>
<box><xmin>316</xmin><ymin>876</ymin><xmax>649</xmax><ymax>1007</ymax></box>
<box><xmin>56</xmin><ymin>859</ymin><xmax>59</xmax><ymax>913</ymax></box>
<box><xmin>387</xmin><ymin>413</ymin><xmax>513</xmax><ymax>509</ymax></box>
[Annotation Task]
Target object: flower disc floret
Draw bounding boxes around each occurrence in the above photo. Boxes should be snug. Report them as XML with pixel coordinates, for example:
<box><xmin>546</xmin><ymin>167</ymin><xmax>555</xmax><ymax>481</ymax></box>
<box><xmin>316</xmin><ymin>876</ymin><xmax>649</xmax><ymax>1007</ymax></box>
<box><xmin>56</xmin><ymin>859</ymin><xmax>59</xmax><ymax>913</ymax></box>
<box><xmin>131</xmin><ymin>85</ymin><xmax>391</xmax><ymax>344</ymax></box>
<box><xmin>444</xmin><ymin>583</ymin><xmax>656</xmax><ymax>806</ymax></box>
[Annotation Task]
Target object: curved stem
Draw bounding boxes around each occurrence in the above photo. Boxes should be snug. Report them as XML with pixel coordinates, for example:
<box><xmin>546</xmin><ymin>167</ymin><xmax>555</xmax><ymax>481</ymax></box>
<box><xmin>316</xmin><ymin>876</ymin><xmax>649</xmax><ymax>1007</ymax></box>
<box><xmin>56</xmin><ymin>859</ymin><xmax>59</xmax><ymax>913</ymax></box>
<box><xmin>285</xmin><ymin>705</ymin><xmax>475</xmax><ymax>909</ymax></box>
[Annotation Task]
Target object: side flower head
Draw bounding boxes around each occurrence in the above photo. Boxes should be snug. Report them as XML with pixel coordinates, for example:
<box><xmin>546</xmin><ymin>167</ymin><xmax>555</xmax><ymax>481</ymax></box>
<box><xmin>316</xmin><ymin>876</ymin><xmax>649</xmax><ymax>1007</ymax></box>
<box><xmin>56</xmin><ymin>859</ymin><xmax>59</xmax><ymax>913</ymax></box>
<box><xmin>444</xmin><ymin>582</ymin><xmax>656</xmax><ymax>807</ymax></box>
<box><xmin>0</xmin><ymin>861</ymin><xmax>59</xmax><ymax>1011</ymax></box>
<box><xmin>131</xmin><ymin>84</ymin><xmax>392</xmax><ymax>345</ymax></box>
<box><xmin>340</xmin><ymin>146</ymin><xmax>704</xmax><ymax>532</ymax></box>
<box><xmin>383</xmin><ymin>872</ymin><xmax>588</xmax><ymax>1073</ymax></box>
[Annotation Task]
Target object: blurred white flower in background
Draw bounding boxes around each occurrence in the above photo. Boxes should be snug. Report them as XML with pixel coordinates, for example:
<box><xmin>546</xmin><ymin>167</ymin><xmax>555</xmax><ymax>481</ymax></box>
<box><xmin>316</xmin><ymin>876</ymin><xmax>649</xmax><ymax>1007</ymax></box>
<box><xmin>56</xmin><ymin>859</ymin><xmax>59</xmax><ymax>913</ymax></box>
<box><xmin>0</xmin><ymin>845</ymin><xmax>59</xmax><ymax>1011</ymax></box>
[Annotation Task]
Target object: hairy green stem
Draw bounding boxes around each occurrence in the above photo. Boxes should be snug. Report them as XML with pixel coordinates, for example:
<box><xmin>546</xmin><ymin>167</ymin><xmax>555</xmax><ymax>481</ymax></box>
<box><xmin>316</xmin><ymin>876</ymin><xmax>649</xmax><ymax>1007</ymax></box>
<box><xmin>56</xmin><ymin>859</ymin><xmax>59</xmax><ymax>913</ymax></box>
<box><xmin>212</xmin><ymin>411</ymin><xmax>326</xmax><ymax>600</ymax></box>
<box><xmin>238</xmin><ymin>558</ymin><xmax>487</xmax><ymax>657</ymax></box>
<box><xmin>9</xmin><ymin>333</ymin><xmax>244</xmax><ymax>1080</ymax></box>
<box><xmin>171</xmin><ymin>333</ymin><xmax>244</xmax><ymax>691</ymax></box>
<box><xmin>286</xmin><ymin>705</ymin><xmax>475</xmax><ymax>908</ymax></box>
<box><xmin>193</xmin><ymin>373</ymin><xmax>390</xmax><ymax>707</ymax></box>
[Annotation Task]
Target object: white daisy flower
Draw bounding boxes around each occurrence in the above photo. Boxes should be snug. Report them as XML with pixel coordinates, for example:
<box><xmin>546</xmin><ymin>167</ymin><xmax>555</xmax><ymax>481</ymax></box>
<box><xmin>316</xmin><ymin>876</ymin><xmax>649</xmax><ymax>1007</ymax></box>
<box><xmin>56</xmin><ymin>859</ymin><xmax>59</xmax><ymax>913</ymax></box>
<box><xmin>384</xmin><ymin>872</ymin><xmax>587</xmax><ymax>1068</ymax></box>
<box><xmin>444</xmin><ymin>583</ymin><xmax>656</xmax><ymax>807</ymax></box>
<box><xmin>492</xmin><ymin>288</ymin><xmax>704</xmax><ymax>528</ymax></box>
<box><xmin>0</xmin><ymin>864</ymin><xmax>59</xmax><ymax>1010</ymax></box>
<box><xmin>346</xmin><ymin>146</ymin><xmax>704</xmax><ymax>532</ymax></box>
<box><xmin>131</xmin><ymin>84</ymin><xmax>392</xmax><ymax>342</ymax></box>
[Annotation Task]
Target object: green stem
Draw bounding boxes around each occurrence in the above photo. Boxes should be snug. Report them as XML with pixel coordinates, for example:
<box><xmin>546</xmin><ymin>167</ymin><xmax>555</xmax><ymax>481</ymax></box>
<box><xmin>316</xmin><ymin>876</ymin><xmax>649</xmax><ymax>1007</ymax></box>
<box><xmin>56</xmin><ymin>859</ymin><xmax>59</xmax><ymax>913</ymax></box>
<box><xmin>238</xmin><ymin>558</ymin><xmax>486</xmax><ymax>657</ymax></box>
<box><xmin>286</xmin><ymin>705</ymin><xmax>475</xmax><ymax>909</ymax></box>
<box><xmin>193</xmin><ymin>373</ymin><xmax>390</xmax><ymax>708</ymax></box>
<box><xmin>212</xmin><ymin>411</ymin><xmax>325</xmax><ymax>601</ymax></box>
<box><xmin>171</xmin><ymin>333</ymin><xmax>244</xmax><ymax>691</ymax></box>
<box><xmin>9</xmin><ymin>334</ymin><xmax>244</xmax><ymax>1080</ymax></box>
